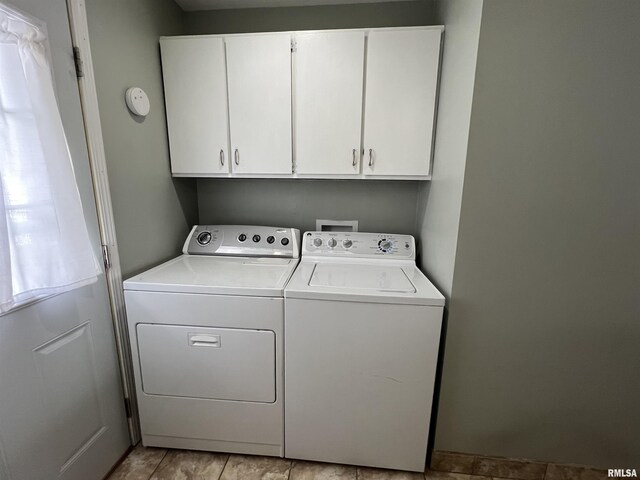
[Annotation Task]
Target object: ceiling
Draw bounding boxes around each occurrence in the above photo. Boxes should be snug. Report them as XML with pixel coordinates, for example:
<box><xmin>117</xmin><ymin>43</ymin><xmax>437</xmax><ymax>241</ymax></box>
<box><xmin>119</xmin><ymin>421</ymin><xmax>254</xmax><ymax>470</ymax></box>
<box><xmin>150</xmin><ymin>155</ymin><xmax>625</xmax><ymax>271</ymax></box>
<box><xmin>175</xmin><ymin>0</ymin><xmax>410</xmax><ymax>11</ymax></box>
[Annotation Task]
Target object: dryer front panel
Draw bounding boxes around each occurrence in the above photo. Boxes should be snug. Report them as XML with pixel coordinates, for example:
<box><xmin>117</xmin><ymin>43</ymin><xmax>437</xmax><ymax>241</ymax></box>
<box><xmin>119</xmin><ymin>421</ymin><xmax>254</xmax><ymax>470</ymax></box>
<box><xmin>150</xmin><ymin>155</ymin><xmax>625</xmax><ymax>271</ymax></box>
<box><xmin>137</xmin><ymin>323</ymin><xmax>275</xmax><ymax>403</ymax></box>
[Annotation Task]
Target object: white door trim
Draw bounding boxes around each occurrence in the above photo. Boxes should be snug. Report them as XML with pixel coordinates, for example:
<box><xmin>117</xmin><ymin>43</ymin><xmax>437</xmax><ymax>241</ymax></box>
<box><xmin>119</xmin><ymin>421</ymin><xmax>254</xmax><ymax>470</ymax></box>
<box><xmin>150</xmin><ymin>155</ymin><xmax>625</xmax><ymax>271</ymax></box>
<box><xmin>66</xmin><ymin>0</ymin><xmax>139</xmax><ymax>444</ymax></box>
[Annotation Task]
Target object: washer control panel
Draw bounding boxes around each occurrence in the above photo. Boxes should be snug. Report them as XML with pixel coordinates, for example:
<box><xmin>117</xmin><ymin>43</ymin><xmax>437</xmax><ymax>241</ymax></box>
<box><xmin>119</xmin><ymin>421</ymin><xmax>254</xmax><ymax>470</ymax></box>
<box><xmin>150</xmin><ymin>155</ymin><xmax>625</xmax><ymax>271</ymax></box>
<box><xmin>303</xmin><ymin>231</ymin><xmax>414</xmax><ymax>259</ymax></box>
<box><xmin>184</xmin><ymin>225</ymin><xmax>300</xmax><ymax>258</ymax></box>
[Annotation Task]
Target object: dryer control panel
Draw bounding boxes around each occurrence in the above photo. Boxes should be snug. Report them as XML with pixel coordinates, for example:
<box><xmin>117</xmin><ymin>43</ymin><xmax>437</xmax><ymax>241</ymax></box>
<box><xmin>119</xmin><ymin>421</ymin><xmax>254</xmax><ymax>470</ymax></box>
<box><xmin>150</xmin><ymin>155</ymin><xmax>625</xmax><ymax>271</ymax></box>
<box><xmin>184</xmin><ymin>225</ymin><xmax>300</xmax><ymax>258</ymax></box>
<box><xmin>302</xmin><ymin>231</ymin><xmax>415</xmax><ymax>260</ymax></box>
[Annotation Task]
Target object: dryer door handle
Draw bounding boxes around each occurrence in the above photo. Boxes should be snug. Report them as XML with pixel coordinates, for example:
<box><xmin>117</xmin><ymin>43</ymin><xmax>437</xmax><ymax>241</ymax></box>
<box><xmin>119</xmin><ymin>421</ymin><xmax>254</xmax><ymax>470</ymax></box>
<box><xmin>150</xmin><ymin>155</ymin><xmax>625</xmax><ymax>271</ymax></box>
<box><xmin>188</xmin><ymin>333</ymin><xmax>221</xmax><ymax>348</ymax></box>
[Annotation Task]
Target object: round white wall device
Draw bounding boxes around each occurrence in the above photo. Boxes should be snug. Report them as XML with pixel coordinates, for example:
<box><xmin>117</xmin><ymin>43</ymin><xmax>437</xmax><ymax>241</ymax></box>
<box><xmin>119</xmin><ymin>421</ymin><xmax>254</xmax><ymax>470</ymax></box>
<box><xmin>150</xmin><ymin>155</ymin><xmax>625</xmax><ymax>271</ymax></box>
<box><xmin>125</xmin><ymin>87</ymin><xmax>150</xmax><ymax>117</ymax></box>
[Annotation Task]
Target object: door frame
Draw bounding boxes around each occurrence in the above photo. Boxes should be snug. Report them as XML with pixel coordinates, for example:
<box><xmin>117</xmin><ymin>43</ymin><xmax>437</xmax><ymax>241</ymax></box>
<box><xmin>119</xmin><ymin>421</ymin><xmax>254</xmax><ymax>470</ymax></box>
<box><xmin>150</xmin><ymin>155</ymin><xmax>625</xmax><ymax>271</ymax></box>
<box><xmin>65</xmin><ymin>0</ymin><xmax>139</xmax><ymax>444</ymax></box>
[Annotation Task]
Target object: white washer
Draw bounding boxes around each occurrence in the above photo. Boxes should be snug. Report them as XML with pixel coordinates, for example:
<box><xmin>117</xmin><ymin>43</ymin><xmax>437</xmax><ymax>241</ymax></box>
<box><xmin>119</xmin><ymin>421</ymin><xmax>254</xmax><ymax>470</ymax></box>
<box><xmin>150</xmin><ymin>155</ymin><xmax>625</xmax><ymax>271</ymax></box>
<box><xmin>124</xmin><ymin>225</ymin><xmax>300</xmax><ymax>457</ymax></box>
<box><xmin>284</xmin><ymin>231</ymin><xmax>445</xmax><ymax>472</ymax></box>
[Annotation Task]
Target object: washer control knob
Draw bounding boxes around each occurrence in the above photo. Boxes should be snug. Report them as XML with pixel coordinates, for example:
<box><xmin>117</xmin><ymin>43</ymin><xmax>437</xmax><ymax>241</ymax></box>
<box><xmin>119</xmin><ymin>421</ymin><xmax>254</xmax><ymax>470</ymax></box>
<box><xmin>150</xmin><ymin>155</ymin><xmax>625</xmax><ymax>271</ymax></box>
<box><xmin>266</xmin><ymin>236</ymin><xmax>275</xmax><ymax>244</ymax></box>
<box><xmin>281</xmin><ymin>237</ymin><xmax>290</xmax><ymax>246</ymax></box>
<box><xmin>313</xmin><ymin>238</ymin><xmax>323</xmax><ymax>247</ymax></box>
<box><xmin>342</xmin><ymin>239</ymin><xmax>353</xmax><ymax>249</ymax></box>
<box><xmin>327</xmin><ymin>238</ymin><xmax>337</xmax><ymax>248</ymax></box>
<box><xmin>252</xmin><ymin>234</ymin><xmax>261</xmax><ymax>243</ymax></box>
<box><xmin>238</xmin><ymin>233</ymin><xmax>247</xmax><ymax>242</ymax></box>
<box><xmin>197</xmin><ymin>231</ymin><xmax>212</xmax><ymax>246</ymax></box>
<box><xmin>379</xmin><ymin>239</ymin><xmax>392</xmax><ymax>251</ymax></box>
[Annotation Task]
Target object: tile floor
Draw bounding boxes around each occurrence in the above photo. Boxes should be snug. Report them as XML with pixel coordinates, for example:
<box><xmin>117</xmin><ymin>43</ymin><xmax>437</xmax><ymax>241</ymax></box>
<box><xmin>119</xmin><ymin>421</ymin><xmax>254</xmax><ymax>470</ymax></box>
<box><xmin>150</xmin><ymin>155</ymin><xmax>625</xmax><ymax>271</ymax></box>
<box><xmin>107</xmin><ymin>445</ymin><xmax>607</xmax><ymax>480</ymax></box>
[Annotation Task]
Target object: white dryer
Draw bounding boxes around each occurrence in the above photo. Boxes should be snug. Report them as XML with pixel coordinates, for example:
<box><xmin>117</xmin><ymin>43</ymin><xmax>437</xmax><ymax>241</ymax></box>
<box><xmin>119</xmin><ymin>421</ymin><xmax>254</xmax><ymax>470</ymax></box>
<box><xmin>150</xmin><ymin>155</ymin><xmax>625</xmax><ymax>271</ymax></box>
<box><xmin>124</xmin><ymin>225</ymin><xmax>299</xmax><ymax>457</ymax></box>
<box><xmin>284</xmin><ymin>231</ymin><xmax>444</xmax><ymax>472</ymax></box>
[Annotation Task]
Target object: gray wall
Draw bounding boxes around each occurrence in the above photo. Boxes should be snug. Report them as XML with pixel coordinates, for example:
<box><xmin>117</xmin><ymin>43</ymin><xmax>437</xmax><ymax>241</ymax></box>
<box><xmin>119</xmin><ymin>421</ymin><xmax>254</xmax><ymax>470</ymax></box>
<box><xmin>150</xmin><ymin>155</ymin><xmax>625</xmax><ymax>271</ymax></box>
<box><xmin>187</xmin><ymin>1</ymin><xmax>434</xmax><ymax>235</ymax></box>
<box><xmin>185</xmin><ymin>0</ymin><xmax>434</xmax><ymax>34</ymax></box>
<box><xmin>416</xmin><ymin>0</ymin><xmax>482</xmax><ymax>297</ymax></box>
<box><xmin>198</xmin><ymin>179</ymin><xmax>420</xmax><ymax>235</ymax></box>
<box><xmin>436</xmin><ymin>0</ymin><xmax>640</xmax><ymax>467</ymax></box>
<box><xmin>86</xmin><ymin>0</ymin><xmax>197</xmax><ymax>278</ymax></box>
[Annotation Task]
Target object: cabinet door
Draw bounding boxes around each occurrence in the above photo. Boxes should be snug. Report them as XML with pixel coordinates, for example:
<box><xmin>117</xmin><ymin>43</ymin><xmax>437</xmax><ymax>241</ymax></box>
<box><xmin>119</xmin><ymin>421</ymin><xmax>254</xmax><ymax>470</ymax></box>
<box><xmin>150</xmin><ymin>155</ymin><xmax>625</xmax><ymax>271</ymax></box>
<box><xmin>226</xmin><ymin>34</ymin><xmax>292</xmax><ymax>175</ymax></box>
<box><xmin>294</xmin><ymin>31</ymin><xmax>365</xmax><ymax>176</ymax></box>
<box><xmin>160</xmin><ymin>37</ymin><xmax>230</xmax><ymax>175</ymax></box>
<box><xmin>363</xmin><ymin>28</ymin><xmax>442</xmax><ymax>177</ymax></box>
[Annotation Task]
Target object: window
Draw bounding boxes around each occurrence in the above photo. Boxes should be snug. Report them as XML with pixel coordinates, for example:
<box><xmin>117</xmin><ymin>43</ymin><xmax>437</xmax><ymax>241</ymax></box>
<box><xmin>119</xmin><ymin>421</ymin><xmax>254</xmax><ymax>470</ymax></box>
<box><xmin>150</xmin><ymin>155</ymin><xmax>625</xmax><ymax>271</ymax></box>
<box><xmin>0</xmin><ymin>4</ymin><xmax>100</xmax><ymax>314</ymax></box>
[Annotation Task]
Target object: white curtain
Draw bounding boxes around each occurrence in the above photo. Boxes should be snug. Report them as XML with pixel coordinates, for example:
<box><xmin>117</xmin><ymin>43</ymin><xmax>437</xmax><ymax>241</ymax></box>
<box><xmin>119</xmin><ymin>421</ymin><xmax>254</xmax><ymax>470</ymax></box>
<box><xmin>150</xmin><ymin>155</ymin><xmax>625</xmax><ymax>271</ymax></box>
<box><xmin>0</xmin><ymin>7</ymin><xmax>101</xmax><ymax>314</ymax></box>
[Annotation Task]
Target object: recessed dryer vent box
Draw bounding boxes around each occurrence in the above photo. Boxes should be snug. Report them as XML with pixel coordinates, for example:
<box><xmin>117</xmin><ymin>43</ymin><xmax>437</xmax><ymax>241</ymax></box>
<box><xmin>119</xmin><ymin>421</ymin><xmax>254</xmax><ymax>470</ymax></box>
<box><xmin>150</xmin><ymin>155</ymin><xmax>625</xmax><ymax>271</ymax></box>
<box><xmin>316</xmin><ymin>220</ymin><xmax>358</xmax><ymax>232</ymax></box>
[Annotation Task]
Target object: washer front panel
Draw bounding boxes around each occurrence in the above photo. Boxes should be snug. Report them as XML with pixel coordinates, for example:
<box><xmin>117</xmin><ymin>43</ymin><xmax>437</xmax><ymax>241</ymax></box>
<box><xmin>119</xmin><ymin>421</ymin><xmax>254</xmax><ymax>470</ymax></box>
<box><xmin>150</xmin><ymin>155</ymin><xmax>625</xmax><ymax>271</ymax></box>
<box><xmin>284</xmin><ymin>297</ymin><xmax>443</xmax><ymax>471</ymax></box>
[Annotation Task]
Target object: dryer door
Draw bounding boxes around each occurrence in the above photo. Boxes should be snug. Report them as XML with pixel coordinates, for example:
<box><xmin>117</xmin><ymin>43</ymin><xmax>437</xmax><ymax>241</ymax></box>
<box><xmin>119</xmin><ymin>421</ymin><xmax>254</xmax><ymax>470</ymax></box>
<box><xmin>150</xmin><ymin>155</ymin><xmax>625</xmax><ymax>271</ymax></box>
<box><xmin>137</xmin><ymin>324</ymin><xmax>275</xmax><ymax>402</ymax></box>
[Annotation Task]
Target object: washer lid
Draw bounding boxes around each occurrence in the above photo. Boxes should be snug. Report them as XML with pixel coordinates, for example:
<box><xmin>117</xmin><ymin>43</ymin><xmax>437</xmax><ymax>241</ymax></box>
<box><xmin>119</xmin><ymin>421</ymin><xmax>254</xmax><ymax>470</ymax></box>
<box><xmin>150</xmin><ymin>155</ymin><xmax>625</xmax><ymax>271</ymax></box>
<box><xmin>309</xmin><ymin>264</ymin><xmax>416</xmax><ymax>293</ymax></box>
<box><xmin>124</xmin><ymin>255</ymin><xmax>298</xmax><ymax>297</ymax></box>
<box><xmin>285</xmin><ymin>261</ymin><xmax>445</xmax><ymax>306</ymax></box>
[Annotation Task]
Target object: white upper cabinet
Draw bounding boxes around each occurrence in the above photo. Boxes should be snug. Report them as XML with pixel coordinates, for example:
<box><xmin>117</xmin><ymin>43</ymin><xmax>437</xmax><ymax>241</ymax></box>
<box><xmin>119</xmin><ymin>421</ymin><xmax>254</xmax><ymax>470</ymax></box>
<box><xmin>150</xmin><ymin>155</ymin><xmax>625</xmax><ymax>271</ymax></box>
<box><xmin>226</xmin><ymin>34</ymin><xmax>293</xmax><ymax>175</ymax></box>
<box><xmin>160</xmin><ymin>27</ymin><xmax>443</xmax><ymax>180</ymax></box>
<box><xmin>294</xmin><ymin>31</ymin><xmax>365</xmax><ymax>176</ymax></box>
<box><xmin>363</xmin><ymin>28</ymin><xmax>442</xmax><ymax>177</ymax></box>
<box><xmin>160</xmin><ymin>37</ymin><xmax>230</xmax><ymax>175</ymax></box>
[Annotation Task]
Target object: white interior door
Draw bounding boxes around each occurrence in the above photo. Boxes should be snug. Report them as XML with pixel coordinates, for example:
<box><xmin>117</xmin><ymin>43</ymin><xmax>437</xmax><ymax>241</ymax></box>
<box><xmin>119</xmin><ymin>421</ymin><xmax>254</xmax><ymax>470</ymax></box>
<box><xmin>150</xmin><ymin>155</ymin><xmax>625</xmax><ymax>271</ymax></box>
<box><xmin>226</xmin><ymin>33</ymin><xmax>292</xmax><ymax>175</ymax></box>
<box><xmin>294</xmin><ymin>31</ymin><xmax>364</xmax><ymax>175</ymax></box>
<box><xmin>0</xmin><ymin>1</ymin><xmax>130</xmax><ymax>479</ymax></box>
<box><xmin>363</xmin><ymin>28</ymin><xmax>442</xmax><ymax>177</ymax></box>
<box><xmin>161</xmin><ymin>37</ymin><xmax>230</xmax><ymax>175</ymax></box>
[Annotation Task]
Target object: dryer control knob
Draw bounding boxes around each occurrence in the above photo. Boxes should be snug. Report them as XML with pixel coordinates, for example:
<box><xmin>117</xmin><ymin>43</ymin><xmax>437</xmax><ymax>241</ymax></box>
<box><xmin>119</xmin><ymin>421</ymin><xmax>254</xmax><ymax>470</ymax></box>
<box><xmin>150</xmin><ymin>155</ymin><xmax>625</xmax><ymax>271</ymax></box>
<box><xmin>342</xmin><ymin>239</ymin><xmax>353</xmax><ymax>248</ymax></box>
<box><xmin>327</xmin><ymin>238</ymin><xmax>337</xmax><ymax>248</ymax></box>
<box><xmin>197</xmin><ymin>231</ymin><xmax>212</xmax><ymax>246</ymax></box>
<box><xmin>313</xmin><ymin>238</ymin><xmax>323</xmax><ymax>247</ymax></box>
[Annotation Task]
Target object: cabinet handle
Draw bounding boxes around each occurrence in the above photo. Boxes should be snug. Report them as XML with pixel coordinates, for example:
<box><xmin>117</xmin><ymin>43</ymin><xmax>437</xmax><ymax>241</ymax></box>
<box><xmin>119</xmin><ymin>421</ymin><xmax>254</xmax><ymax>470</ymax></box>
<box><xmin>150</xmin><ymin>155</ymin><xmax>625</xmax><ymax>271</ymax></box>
<box><xmin>234</xmin><ymin>149</ymin><xmax>239</xmax><ymax>166</ymax></box>
<box><xmin>368</xmin><ymin>148</ymin><xmax>373</xmax><ymax>167</ymax></box>
<box><xmin>220</xmin><ymin>149</ymin><xmax>225</xmax><ymax>166</ymax></box>
<box><xmin>352</xmin><ymin>149</ymin><xmax>357</xmax><ymax>166</ymax></box>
